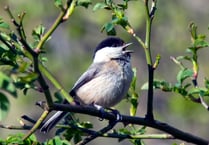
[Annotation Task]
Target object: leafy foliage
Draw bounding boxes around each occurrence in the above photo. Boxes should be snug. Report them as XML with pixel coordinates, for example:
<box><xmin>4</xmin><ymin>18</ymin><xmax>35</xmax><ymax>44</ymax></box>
<box><xmin>93</xmin><ymin>0</ymin><xmax>132</xmax><ymax>35</ymax></box>
<box><xmin>142</xmin><ymin>22</ymin><xmax>209</xmax><ymax>102</ymax></box>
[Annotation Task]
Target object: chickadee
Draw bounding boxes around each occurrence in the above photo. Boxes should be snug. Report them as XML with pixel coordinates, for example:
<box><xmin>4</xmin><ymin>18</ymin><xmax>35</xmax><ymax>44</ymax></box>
<box><xmin>40</xmin><ymin>37</ymin><xmax>133</xmax><ymax>133</ymax></box>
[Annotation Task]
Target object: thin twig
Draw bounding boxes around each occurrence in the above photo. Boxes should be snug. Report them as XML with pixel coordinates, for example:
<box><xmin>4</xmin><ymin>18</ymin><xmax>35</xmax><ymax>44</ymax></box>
<box><xmin>0</xmin><ymin>124</ymin><xmax>31</xmax><ymax>130</ymax></box>
<box><xmin>76</xmin><ymin>121</ymin><xmax>117</xmax><ymax>145</ymax></box>
<box><xmin>199</xmin><ymin>94</ymin><xmax>209</xmax><ymax>110</ymax></box>
<box><xmin>103</xmin><ymin>133</ymin><xmax>174</xmax><ymax>140</ymax></box>
<box><xmin>35</xmin><ymin>0</ymin><xmax>77</xmax><ymax>52</ymax></box>
<box><xmin>22</xmin><ymin>110</ymin><xmax>49</xmax><ymax>140</ymax></box>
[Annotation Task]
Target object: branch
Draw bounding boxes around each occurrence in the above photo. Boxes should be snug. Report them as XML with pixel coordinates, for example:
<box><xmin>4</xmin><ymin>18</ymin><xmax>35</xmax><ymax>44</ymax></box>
<box><xmin>51</xmin><ymin>103</ymin><xmax>209</xmax><ymax>145</ymax></box>
<box><xmin>144</xmin><ymin>0</ymin><xmax>157</xmax><ymax>121</ymax></box>
<box><xmin>35</xmin><ymin>0</ymin><xmax>77</xmax><ymax>52</ymax></box>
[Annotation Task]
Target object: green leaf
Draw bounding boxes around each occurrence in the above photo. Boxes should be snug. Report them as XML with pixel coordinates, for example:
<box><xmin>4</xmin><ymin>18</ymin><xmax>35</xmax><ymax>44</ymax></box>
<box><xmin>93</xmin><ymin>2</ymin><xmax>108</xmax><ymax>11</ymax></box>
<box><xmin>101</xmin><ymin>22</ymin><xmax>116</xmax><ymax>35</ymax></box>
<box><xmin>141</xmin><ymin>79</ymin><xmax>172</xmax><ymax>92</ymax></box>
<box><xmin>154</xmin><ymin>80</ymin><xmax>172</xmax><ymax>91</ymax></box>
<box><xmin>141</xmin><ymin>82</ymin><xmax>148</xmax><ymax>90</ymax></box>
<box><xmin>128</xmin><ymin>68</ymin><xmax>139</xmax><ymax>116</ymax></box>
<box><xmin>32</xmin><ymin>24</ymin><xmax>46</xmax><ymax>43</ymax></box>
<box><xmin>176</xmin><ymin>56</ymin><xmax>191</xmax><ymax>61</ymax></box>
<box><xmin>19</xmin><ymin>72</ymin><xmax>38</xmax><ymax>83</ymax></box>
<box><xmin>204</xmin><ymin>78</ymin><xmax>209</xmax><ymax>89</ymax></box>
<box><xmin>24</xmin><ymin>134</ymin><xmax>39</xmax><ymax>144</ymax></box>
<box><xmin>54</xmin><ymin>91</ymin><xmax>64</xmax><ymax>103</ymax></box>
<box><xmin>188</xmin><ymin>87</ymin><xmax>207</xmax><ymax>96</ymax></box>
<box><xmin>118</xmin><ymin>128</ymin><xmax>131</xmax><ymax>135</ymax></box>
<box><xmin>73</xmin><ymin>132</ymin><xmax>82</xmax><ymax>144</ymax></box>
<box><xmin>0</xmin><ymin>32</ymin><xmax>11</xmax><ymax>41</ymax></box>
<box><xmin>0</xmin><ymin>18</ymin><xmax>10</xmax><ymax>30</ymax></box>
<box><xmin>79</xmin><ymin>121</ymin><xmax>93</xmax><ymax>129</ymax></box>
<box><xmin>117</xmin><ymin>3</ymin><xmax>128</xmax><ymax>10</ymax></box>
<box><xmin>18</xmin><ymin>58</ymin><xmax>32</xmax><ymax>73</ymax></box>
<box><xmin>103</xmin><ymin>22</ymin><xmax>114</xmax><ymax>32</ymax></box>
<box><xmin>177</xmin><ymin>68</ymin><xmax>193</xmax><ymax>84</ymax></box>
<box><xmin>77</xmin><ymin>0</ymin><xmax>92</xmax><ymax>8</ymax></box>
<box><xmin>173</xmin><ymin>85</ymin><xmax>188</xmax><ymax>97</ymax></box>
<box><xmin>0</xmin><ymin>45</ymin><xmax>8</xmax><ymax>54</ymax></box>
<box><xmin>194</xmin><ymin>38</ymin><xmax>209</xmax><ymax>49</ymax></box>
<box><xmin>130</xmin><ymin>68</ymin><xmax>137</xmax><ymax>90</ymax></box>
<box><xmin>130</xmin><ymin>97</ymin><xmax>138</xmax><ymax>116</ymax></box>
<box><xmin>0</xmin><ymin>72</ymin><xmax>17</xmax><ymax>97</ymax></box>
<box><xmin>189</xmin><ymin>22</ymin><xmax>197</xmax><ymax>40</ymax></box>
<box><xmin>54</xmin><ymin>0</ymin><xmax>63</xmax><ymax>8</ymax></box>
<box><xmin>0</xmin><ymin>93</ymin><xmax>10</xmax><ymax>120</ymax></box>
<box><xmin>6</xmin><ymin>134</ymin><xmax>25</xmax><ymax>144</ymax></box>
<box><xmin>44</xmin><ymin>136</ymin><xmax>71</xmax><ymax>145</ymax></box>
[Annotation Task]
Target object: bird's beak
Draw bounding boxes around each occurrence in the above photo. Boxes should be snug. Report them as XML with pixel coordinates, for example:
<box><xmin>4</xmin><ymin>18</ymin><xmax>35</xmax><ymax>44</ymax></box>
<box><xmin>122</xmin><ymin>43</ymin><xmax>134</xmax><ymax>54</ymax></box>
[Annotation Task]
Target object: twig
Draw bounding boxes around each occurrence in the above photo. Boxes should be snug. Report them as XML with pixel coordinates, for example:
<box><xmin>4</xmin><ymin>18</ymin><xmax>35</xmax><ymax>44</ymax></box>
<box><xmin>199</xmin><ymin>94</ymin><xmax>209</xmax><ymax>110</ymax></box>
<box><xmin>21</xmin><ymin>115</ymin><xmax>37</xmax><ymax>124</ymax></box>
<box><xmin>103</xmin><ymin>133</ymin><xmax>174</xmax><ymax>140</ymax></box>
<box><xmin>0</xmin><ymin>123</ymin><xmax>31</xmax><ymax>130</ymax></box>
<box><xmin>76</xmin><ymin>121</ymin><xmax>117</xmax><ymax>145</ymax></box>
<box><xmin>35</xmin><ymin>0</ymin><xmax>77</xmax><ymax>52</ymax></box>
<box><xmin>22</xmin><ymin>110</ymin><xmax>49</xmax><ymax>140</ymax></box>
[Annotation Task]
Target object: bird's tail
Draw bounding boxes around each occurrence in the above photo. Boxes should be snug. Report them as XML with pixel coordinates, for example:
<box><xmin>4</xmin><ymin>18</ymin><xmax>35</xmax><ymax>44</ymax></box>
<box><xmin>40</xmin><ymin>111</ymin><xmax>68</xmax><ymax>133</ymax></box>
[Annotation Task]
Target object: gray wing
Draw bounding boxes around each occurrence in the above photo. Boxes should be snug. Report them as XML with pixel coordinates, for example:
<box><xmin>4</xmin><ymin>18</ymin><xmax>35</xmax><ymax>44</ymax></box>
<box><xmin>69</xmin><ymin>63</ymin><xmax>101</xmax><ymax>96</ymax></box>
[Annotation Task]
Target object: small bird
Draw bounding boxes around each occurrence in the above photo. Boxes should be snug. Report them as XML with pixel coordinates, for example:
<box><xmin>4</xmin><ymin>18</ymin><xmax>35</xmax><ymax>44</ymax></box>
<box><xmin>40</xmin><ymin>37</ymin><xmax>133</xmax><ymax>133</ymax></box>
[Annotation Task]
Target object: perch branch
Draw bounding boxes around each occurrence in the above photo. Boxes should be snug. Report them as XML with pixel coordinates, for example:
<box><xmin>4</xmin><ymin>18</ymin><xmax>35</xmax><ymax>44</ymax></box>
<box><xmin>51</xmin><ymin>103</ymin><xmax>208</xmax><ymax>145</ymax></box>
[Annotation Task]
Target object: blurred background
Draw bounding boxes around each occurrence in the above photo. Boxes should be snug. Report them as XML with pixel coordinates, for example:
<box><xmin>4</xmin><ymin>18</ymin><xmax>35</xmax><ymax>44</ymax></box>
<box><xmin>0</xmin><ymin>0</ymin><xmax>209</xmax><ymax>144</ymax></box>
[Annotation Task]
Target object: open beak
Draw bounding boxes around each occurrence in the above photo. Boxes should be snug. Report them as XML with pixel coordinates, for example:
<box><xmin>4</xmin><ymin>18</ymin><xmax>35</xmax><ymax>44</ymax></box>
<box><xmin>122</xmin><ymin>43</ymin><xmax>134</xmax><ymax>54</ymax></box>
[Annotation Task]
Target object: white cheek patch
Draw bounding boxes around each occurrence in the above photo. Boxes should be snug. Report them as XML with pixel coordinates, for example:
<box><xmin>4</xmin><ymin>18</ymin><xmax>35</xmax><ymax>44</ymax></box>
<box><xmin>93</xmin><ymin>50</ymin><xmax>110</xmax><ymax>63</ymax></box>
<box><xmin>93</xmin><ymin>46</ymin><xmax>122</xmax><ymax>63</ymax></box>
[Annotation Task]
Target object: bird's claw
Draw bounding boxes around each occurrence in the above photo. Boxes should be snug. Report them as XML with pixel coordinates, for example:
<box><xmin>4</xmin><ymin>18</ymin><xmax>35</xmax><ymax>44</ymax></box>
<box><xmin>93</xmin><ymin>104</ymin><xmax>122</xmax><ymax>122</ymax></box>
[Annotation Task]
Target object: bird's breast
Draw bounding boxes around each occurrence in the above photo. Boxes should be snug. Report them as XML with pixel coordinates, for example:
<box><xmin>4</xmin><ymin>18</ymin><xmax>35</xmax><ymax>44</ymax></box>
<box><xmin>75</xmin><ymin>60</ymin><xmax>133</xmax><ymax>107</ymax></box>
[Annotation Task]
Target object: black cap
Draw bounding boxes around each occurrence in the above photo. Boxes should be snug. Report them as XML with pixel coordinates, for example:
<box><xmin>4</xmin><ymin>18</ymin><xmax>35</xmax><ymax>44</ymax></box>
<box><xmin>93</xmin><ymin>37</ymin><xmax>125</xmax><ymax>56</ymax></box>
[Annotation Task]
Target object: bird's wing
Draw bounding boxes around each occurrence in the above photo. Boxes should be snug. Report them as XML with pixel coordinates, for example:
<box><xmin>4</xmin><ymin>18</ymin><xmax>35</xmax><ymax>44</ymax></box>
<box><xmin>69</xmin><ymin>63</ymin><xmax>102</xmax><ymax>96</ymax></box>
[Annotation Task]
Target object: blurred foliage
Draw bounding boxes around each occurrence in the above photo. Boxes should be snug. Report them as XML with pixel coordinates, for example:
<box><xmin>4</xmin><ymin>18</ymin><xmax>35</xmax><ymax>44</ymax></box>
<box><xmin>0</xmin><ymin>0</ymin><xmax>209</xmax><ymax>145</ymax></box>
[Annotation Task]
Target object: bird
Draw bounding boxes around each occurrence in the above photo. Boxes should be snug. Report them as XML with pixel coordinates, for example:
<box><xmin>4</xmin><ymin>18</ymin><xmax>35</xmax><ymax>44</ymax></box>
<box><xmin>40</xmin><ymin>37</ymin><xmax>133</xmax><ymax>133</ymax></box>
